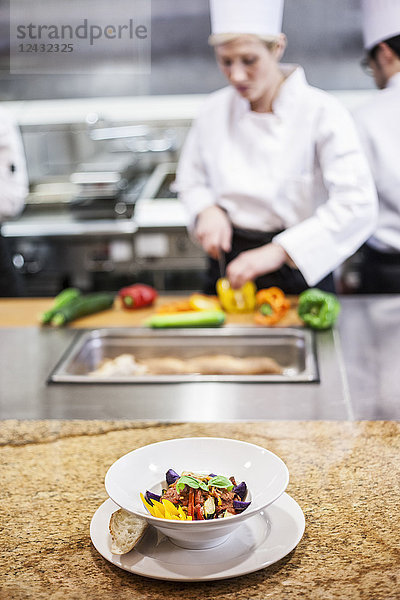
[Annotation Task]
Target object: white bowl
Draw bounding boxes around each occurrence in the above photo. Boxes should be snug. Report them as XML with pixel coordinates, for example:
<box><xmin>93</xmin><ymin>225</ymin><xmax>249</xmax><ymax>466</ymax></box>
<box><xmin>105</xmin><ymin>437</ymin><xmax>289</xmax><ymax>549</ymax></box>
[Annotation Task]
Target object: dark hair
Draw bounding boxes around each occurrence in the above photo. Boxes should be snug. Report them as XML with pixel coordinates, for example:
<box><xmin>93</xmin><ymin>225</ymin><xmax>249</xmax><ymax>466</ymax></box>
<box><xmin>369</xmin><ymin>34</ymin><xmax>400</xmax><ymax>60</ymax></box>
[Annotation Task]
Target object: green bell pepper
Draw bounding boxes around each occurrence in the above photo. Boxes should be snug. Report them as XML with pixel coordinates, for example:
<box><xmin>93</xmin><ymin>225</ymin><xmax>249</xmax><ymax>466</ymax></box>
<box><xmin>298</xmin><ymin>288</ymin><xmax>340</xmax><ymax>330</ymax></box>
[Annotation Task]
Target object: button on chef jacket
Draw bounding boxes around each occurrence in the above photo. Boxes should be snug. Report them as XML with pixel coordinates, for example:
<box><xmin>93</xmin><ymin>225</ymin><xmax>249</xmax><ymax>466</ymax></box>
<box><xmin>175</xmin><ymin>65</ymin><xmax>378</xmax><ymax>286</ymax></box>
<box><xmin>0</xmin><ymin>107</ymin><xmax>28</xmax><ymax>222</ymax></box>
<box><xmin>353</xmin><ymin>72</ymin><xmax>400</xmax><ymax>254</ymax></box>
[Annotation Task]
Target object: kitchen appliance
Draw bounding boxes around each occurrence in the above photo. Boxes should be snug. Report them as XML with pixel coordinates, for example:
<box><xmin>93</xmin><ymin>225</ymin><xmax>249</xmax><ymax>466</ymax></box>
<box><xmin>69</xmin><ymin>152</ymin><xmax>144</xmax><ymax>220</ymax></box>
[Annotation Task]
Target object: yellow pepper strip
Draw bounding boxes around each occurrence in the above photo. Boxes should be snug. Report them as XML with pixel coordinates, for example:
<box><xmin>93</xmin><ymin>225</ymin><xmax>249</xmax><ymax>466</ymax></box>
<box><xmin>216</xmin><ymin>278</ymin><xmax>257</xmax><ymax>313</ymax></box>
<box><xmin>177</xmin><ymin>506</ymin><xmax>187</xmax><ymax>520</ymax></box>
<box><xmin>163</xmin><ymin>507</ymin><xmax>176</xmax><ymax>520</ymax></box>
<box><xmin>189</xmin><ymin>293</ymin><xmax>221</xmax><ymax>311</ymax></box>
<box><xmin>150</xmin><ymin>501</ymin><xmax>165</xmax><ymax>519</ymax></box>
<box><xmin>140</xmin><ymin>494</ymin><xmax>165</xmax><ymax>518</ymax></box>
<box><xmin>141</xmin><ymin>493</ymin><xmax>194</xmax><ymax>521</ymax></box>
<box><xmin>140</xmin><ymin>493</ymin><xmax>157</xmax><ymax>517</ymax></box>
<box><xmin>162</xmin><ymin>499</ymin><xmax>180</xmax><ymax>517</ymax></box>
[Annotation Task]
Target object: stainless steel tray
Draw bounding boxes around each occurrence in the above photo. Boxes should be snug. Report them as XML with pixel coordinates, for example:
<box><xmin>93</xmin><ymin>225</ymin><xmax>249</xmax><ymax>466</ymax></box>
<box><xmin>48</xmin><ymin>327</ymin><xmax>319</xmax><ymax>384</ymax></box>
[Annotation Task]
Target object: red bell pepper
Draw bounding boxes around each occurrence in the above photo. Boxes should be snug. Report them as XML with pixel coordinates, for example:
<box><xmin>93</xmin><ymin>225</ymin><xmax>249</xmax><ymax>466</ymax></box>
<box><xmin>119</xmin><ymin>283</ymin><xmax>158</xmax><ymax>310</ymax></box>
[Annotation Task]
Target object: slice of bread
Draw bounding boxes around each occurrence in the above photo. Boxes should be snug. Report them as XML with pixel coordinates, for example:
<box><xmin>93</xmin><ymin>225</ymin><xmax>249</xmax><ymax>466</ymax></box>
<box><xmin>109</xmin><ymin>508</ymin><xmax>148</xmax><ymax>554</ymax></box>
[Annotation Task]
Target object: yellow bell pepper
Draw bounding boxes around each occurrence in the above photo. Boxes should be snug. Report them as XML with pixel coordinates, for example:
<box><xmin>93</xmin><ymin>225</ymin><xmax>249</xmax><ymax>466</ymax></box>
<box><xmin>140</xmin><ymin>493</ymin><xmax>156</xmax><ymax>516</ymax></box>
<box><xmin>216</xmin><ymin>278</ymin><xmax>257</xmax><ymax>313</ymax></box>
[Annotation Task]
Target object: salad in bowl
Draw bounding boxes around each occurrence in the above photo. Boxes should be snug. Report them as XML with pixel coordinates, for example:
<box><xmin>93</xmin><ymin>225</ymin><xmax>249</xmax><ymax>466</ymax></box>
<box><xmin>105</xmin><ymin>437</ymin><xmax>289</xmax><ymax>549</ymax></box>
<box><xmin>141</xmin><ymin>468</ymin><xmax>251</xmax><ymax>521</ymax></box>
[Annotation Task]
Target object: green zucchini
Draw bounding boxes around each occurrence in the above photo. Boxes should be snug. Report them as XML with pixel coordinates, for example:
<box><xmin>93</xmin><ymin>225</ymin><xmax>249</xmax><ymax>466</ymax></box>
<box><xmin>51</xmin><ymin>293</ymin><xmax>115</xmax><ymax>326</ymax></box>
<box><xmin>39</xmin><ymin>288</ymin><xmax>81</xmax><ymax>324</ymax></box>
<box><xmin>145</xmin><ymin>310</ymin><xmax>226</xmax><ymax>328</ymax></box>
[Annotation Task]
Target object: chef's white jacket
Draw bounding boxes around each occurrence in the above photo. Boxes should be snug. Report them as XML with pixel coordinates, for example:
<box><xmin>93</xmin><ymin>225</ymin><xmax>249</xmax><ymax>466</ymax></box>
<box><xmin>353</xmin><ymin>72</ymin><xmax>400</xmax><ymax>254</ymax></box>
<box><xmin>175</xmin><ymin>65</ymin><xmax>378</xmax><ymax>286</ymax></box>
<box><xmin>0</xmin><ymin>107</ymin><xmax>28</xmax><ymax>222</ymax></box>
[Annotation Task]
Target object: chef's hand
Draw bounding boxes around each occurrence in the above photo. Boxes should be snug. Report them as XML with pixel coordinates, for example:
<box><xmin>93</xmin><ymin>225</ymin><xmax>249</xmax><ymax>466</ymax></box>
<box><xmin>227</xmin><ymin>243</ymin><xmax>289</xmax><ymax>289</ymax></box>
<box><xmin>195</xmin><ymin>206</ymin><xmax>232</xmax><ymax>259</ymax></box>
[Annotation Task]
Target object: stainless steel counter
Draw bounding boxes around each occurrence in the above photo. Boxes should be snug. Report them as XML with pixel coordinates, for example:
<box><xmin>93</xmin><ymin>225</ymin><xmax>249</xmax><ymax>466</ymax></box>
<box><xmin>0</xmin><ymin>325</ymin><xmax>348</xmax><ymax>420</ymax></box>
<box><xmin>338</xmin><ymin>295</ymin><xmax>400</xmax><ymax>420</ymax></box>
<box><xmin>0</xmin><ymin>296</ymin><xmax>398</xmax><ymax>421</ymax></box>
<box><xmin>0</xmin><ymin>313</ymin><xmax>343</xmax><ymax>420</ymax></box>
<box><xmin>2</xmin><ymin>213</ymin><xmax>138</xmax><ymax>239</ymax></box>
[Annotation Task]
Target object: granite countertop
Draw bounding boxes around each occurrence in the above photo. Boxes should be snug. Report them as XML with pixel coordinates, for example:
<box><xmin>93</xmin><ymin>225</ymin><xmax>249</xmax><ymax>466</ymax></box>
<box><xmin>1</xmin><ymin>420</ymin><xmax>399</xmax><ymax>599</ymax></box>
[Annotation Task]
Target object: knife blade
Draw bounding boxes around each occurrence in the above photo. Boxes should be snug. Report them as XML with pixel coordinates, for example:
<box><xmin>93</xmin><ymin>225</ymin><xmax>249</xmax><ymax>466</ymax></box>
<box><xmin>218</xmin><ymin>252</ymin><xmax>226</xmax><ymax>280</ymax></box>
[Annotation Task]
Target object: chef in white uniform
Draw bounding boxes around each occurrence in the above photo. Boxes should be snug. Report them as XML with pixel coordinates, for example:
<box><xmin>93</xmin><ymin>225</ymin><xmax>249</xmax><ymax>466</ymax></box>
<box><xmin>175</xmin><ymin>0</ymin><xmax>378</xmax><ymax>294</ymax></box>
<box><xmin>0</xmin><ymin>107</ymin><xmax>28</xmax><ymax>296</ymax></box>
<box><xmin>353</xmin><ymin>0</ymin><xmax>400</xmax><ymax>293</ymax></box>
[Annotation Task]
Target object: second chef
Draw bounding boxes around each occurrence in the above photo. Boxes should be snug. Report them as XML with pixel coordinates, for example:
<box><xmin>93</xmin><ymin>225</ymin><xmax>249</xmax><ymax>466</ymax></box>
<box><xmin>175</xmin><ymin>0</ymin><xmax>378</xmax><ymax>295</ymax></box>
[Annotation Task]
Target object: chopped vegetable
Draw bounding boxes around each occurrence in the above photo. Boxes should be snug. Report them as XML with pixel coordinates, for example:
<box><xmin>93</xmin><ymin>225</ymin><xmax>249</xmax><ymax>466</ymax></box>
<box><xmin>203</xmin><ymin>496</ymin><xmax>216</xmax><ymax>519</ymax></box>
<box><xmin>298</xmin><ymin>288</ymin><xmax>341</xmax><ymax>330</ymax></box>
<box><xmin>216</xmin><ymin>278</ymin><xmax>257</xmax><ymax>313</ymax></box>
<box><xmin>165</xmin><ymin>468</ymin><xmax>180</xmax><ymax>486</ymax></box>
<box><xmin>195</xmin><ymin>504</ymin><xmax>205</xmax><ymax>520</ymax></box>
<box><xmin>145</xmin><ymin>310</ymin><xmax>226</xmax><ymax>328</ymax></box>
<box><xmin>254</xmin><ymin>287</ymin><xmax>291</xmax><ymax>326</ymax></box>
<box><xmin>233</xmin><ymin>481</ymin><xmax>247</xmax><ymax>500</ymax></box>
<box><xmin>233</xmin><ymin>500</ymin><xmax>251</xmax><ymax>512</ymax></box>
<box><xmin>156</xmin><ymin>299</ymin><xmax>193</xmax><ymax>313</ymax></box>
<box><xmin>39</xmin><ymin>288</ymin><xmax>81</xmax><ymax>325</ymax></box>
<box><xmin>157</xmin><ymin>294</ymin><xmax>221</xmax><ymax>314</ymax></box>
<box><xmin>141</xmin><ymin>469</ymin><xmax>250</xmax><ymax>521</ymax></box>
<box><xmin>145</xmin><ymin>490</ymin><xmax>161</xmax><ymax>506</ymax></box>
<box><xmin>140</xmin><ymin>493</ymin><xmax>192</xmax><ymax>521</ymax></box>
<box><xmin>189</xmin><ymin>294</ymin><xmax>221</xmax><ymax>311</ymax></box>
<box><xmin>188</xmin><ymin>488</ymin><xmax>195</xmax><ymax>519</ymax></box>
<box><xmin>119</xmin><ymin>283</ymin><xmax>157</xmax><ymax>310</ymax></box>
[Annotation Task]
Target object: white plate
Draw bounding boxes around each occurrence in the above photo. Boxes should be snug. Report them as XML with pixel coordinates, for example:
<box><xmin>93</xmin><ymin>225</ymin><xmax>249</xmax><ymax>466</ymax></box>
<box><xmin>90</xmin><ymin>493</ymin><xmax>305</xmax><ymax>582</ymax></box>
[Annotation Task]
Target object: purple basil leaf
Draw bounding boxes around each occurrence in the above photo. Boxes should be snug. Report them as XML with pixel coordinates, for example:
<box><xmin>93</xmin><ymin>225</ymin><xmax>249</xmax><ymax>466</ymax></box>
<box><xmin>233</xmin><ymin>481</ymin><xmax>247</xmax><ymax>500</ymax></box>
<box><xmin>166</xmin><ymin>469</ymin><xmax>180</xmax><ymax>486</ymax></box>
<box><xmin>233</xmin><ymin>500</ymin><xmax>251</xmax><ymax>512</ymax></box>
<box><xmin>145</xmin><ymin>490</ymin><xmax>161</xmax><ymax>506</ymax></box>
<box><xmin>208</xmin><ymin>473</ymin><xmax>217</xmax><ymax>477</ymax></box>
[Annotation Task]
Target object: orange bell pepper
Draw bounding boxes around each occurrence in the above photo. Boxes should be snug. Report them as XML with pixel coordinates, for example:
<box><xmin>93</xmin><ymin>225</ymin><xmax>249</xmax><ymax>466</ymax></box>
<box><xmin>254</xmin><ymin>287</ymin><xmax>291</xmax><ymax>326</ymax></box>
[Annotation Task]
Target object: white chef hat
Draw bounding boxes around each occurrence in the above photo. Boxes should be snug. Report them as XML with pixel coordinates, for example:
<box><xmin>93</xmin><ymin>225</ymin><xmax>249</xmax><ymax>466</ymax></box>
<box><xmin>362</xmin><ymin>0</ymin><xmax>400</xmax><ymax>49</ymax></box>
<box><xmin>209</xmin><ymin>0</ymin><xmax>284</xmax><ymax>40</ymax></box>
